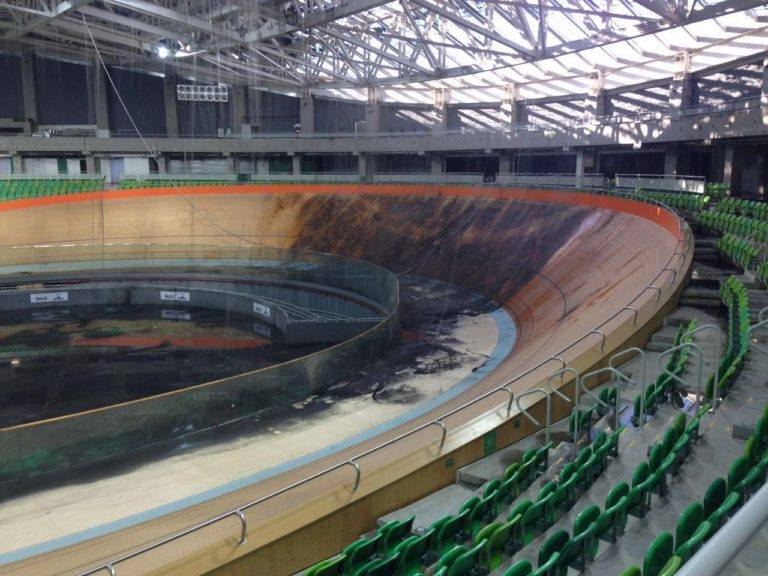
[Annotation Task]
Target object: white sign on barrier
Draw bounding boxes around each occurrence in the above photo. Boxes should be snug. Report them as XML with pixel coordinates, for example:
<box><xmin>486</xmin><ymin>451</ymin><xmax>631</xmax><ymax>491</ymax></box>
<box><xmin>160</xmin><ymin>291</ymin><xmax>190</xmax><ymax>302</ymax></box>
<box><xmin>30</xmin><ymin>292</ymin><xmax>68</xmax><ymax>303</ymax></box>
<box><xmin>253</xmin><ymin>323</ymin><xmax>272</xmax><ymax>338</ymax></box>
<box><xmin>161</xmin><ymin>309</ymin><xmax>192</xmax><ymax>321</ymax></box>
<box><xmin>253</xmin><ymin>302</ymin><xmax>271</xmax><ymax>318</ymax></box>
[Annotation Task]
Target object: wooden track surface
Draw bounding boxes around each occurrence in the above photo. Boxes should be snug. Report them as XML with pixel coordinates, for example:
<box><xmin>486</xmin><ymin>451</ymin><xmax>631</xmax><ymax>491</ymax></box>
<box><xmin>0</xmin><ymin>185</ymin><xmax>691</xmax><ymax>576</ymax></box>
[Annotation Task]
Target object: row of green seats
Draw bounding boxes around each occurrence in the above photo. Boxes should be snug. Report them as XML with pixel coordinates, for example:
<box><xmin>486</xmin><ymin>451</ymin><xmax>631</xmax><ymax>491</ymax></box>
<box><xmin>442</xmin><ymin>429</ymin><xmax>621</xmax><ymax>576</ymax></box>
<box><xmin>698</xmin><ymin>211</ymin><xmax>768</xmax><ymax>243</ymax></box>
<box><xmin>758</xmin><ymin>261</ymin><xmax>768</xmax><ymax>289</ymax></box>
<box><xmin>620</xmin><ymin>403</ymin><xmax>768</xmax><ymax>576</ymax></box>
<box><xmin>0</xmin><ymin>178</ymin><xmax>101</xmax><ymax>200</ymax></box>
<box><xmin>302</xmin><ymin>440</ymin><xmax>556</xmax><ymax>576</ymax></box>
<box><xmin>705</xmin><ymin>276</ymin><xmax>750</xmax><ymax>400</ymax></box>
<box><xmin>118</xmin><ymin>178</ymin><xmax>232</xmax><ymax>189</ymax></box>
<box><xmin>715</xmin><ymin>197</ymin><xmax>768</xmax><ymax>219</ymax></box>
<box><xmin>705</xmin><ymin>183</ymin><xmax>730</xmax><ymax>200</ymax></box>
<box><xmin>536</xmin><ymin>409</ymin><xmax>704</xmax><ymax>576</ymax></box>
<box><xmin>635</xmin><ymin>190</ymin><xmax>709</xmax><ymax>213</ymax></box>
<box><xmin>632</xmin><ymin>320</ymin><xmax>697</xmax><ymax>425</ymax></box>
<box><xmin>715</xmin><ymin>233</ymin><xmax>760</xmax><ymax>271</ymax></box>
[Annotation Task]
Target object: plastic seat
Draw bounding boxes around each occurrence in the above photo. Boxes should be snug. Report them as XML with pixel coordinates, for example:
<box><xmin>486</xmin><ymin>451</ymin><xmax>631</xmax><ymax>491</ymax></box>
<box><xmin>658</xmin><ymin>555</ymin><xmax>683</xmax><ymax>576</ymax></box>
<box><xmin>437</xmin><ymin>539</ymin><xmax>485</xmax><ymax>576</ymax></box>
<box><xmin>537</xmin><ymin>529</ymin><xmax>568</xmax><ymax>570</ymax></box>
<box><xmin>707</xmin><ymin>491</ymin><xmax>740</xmax><ymax>530</ymax></box>
<box><xmin>520</xmin><ymin>496</ymin><xmax>554</xmax><ymax>545</ymax></box>
<box><xmin>343</xmin><ymin>533</ymin><xmax>382</xmax><ymax>574</ymax></box>
<box><xmin>379</xmin><ymin>515</ymin><xmax>414</xmax><ymax>556</ymax></box>
<box><xmin>356</xmin><ymin>551</ymin><xmax>400</xmax><ymax>576</ymax></box>
<box><xmin>431</xmin><ymin>511</ymin><xmax>469</xmax><ymax>557</ymax></box>
<box><xmin>674</xmin><ymin>502</ymin><xmax>702</xmax><ymax>550</ymax></box>
<box><xmin>503</xmin><ymin>559</ymin><xmax>532</xmax><ymax>576</ymax></box>
<box><xmin>643</xmin><ymin>532</ymin><xmax>674</xmax><ymax>576</ymax></box>
<box><xmin>675</xmin><ymin>521</ymin><xmax>711</xmax><ymax>562</ymax></box>
<box><xmin>305</xmin><ymin>554</ymin><xmax>344</xmax><ymax>576</ymax></box>
<box><xmin>597</xmin><ymin>482</ymin><xmax>629</xmax><ymax>542</ymax></box>
<box><xmin>561</xmin><ymin>505</ymin><xmax>600</xmax><ymax>570</ymax></box>
<box><xmin>627</xmin><ymin>462</ymin><xmax>654</xmax><ymax>517</ymax></box>
<box><xmin>467</xmin><ymin>491</ymin><xmax>496</xmax><ymax>537</ymax></box>
<box><xmin>531</xmin><ymin>551</ymin><xmax>561</xmax><ymax>576</ymax></box>
<box><xmin>394</xmin><ymin>528</ymin><xmax>433</xmax><ymax>576</ymax></box>
<box><xmin>477</xmin><ymin>515</ymin><xmax>519</xmax><ymax>572</ymax></box>
<box><xmin>727</xmin><ymin>455</ymin><xmax>750</xmax><ymax>493</ymax></box>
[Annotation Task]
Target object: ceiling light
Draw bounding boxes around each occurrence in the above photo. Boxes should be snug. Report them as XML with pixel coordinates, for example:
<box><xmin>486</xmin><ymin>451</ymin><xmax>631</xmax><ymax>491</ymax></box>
<box><xmin>157</xmin><ymin>45</ymin><xmax>169</xmax><ymax>59</ymax></box>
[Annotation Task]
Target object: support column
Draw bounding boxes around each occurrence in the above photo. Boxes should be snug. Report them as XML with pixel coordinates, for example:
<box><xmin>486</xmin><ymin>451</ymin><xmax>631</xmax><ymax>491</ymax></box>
<box><xmin>433</xmin><ymin>88</ymin><xmax>449</xmax><ymax>131</ymax></box>
<box><xmin>358</xmin><ymin>153</ymin><xmax>373</xmax><ymax>182</ymax></box>
<box><xmin>762</xmin><ymin>52</ymin><xmax>768</xmax><ymax>107</ymax></box>
<box><xmin>231</xmin><ymin>85</ymin><xmax>250</xmax><ymax>137</ymax></box>
<box><xmin>501</xmin><ymin>84</ymin><xmax>524</xmax><ymax>128</ymax></box>
<box><xmin>257</xmin><ymin>157</ymin><xmax>269</xmax><ymax>175</ymax></box>
<box><xmin>292</xmin><ymin>154</ymin><xmax>301</xmax><ymax>175</ymax></box>
<box><xmin>575</xmin><ymin>151</ymin><xmax>584</xmax><ymax>188</ymax></box>
<box><xmin>586</xmin><ymin>72</ymin><xmax>607</xmax><ymax>120</ymax></box>
<box><xmin>93</xmin><ymin>59</ymin><xmax>110</xmax><ymax>137</ymax></box>
<box><xmin>156</xmin><ymin>154</ymin><xmax>167</xmax><ymax>173</ymax></box>
<box><xmin>723</xmin><ymin>145</ymin><xmax>735</xmax><ymax>190</ymax></box>
<box><xmin>20</xmin><ymin>52</ymin><xmax>37</xmax><ymax>134</ymax></box>
<box><xmin>12</xmin><ymin>155</ymin><xmax>23</xmax><ymax>173</ymax></box>
<box><xmin>84</xmin><ymin>154</ymin><xmax>96</xmax><ymax>175</ymax></box>
<box><xmin>664</xmin><ymin>147</ymin><xmax>679</xmax><ymax>176</ymax></box>
<box><xmin>499</xmin><ymin>152</ymin><xmax>512</xmax><ymax>174</ymax></box>
<box><xmin>300</xmin><ymin>90</ymin><xmax>315</xmax><ymax>134</ymax></box>
<box><xmin>669</xmin><ymin>52</ymin><xmax>693</xmax><ymax>117</ymax></box>
<box><xmin>163</xmin><ymin>74</ymin><xmax>179</xmax><ymax>137</ymax></box>
<box><xmin>430</xmin><ymin>154</ymin><xmax>443</xmax><ymax>175</ymax></box>
<box><xmin>226</xmin><ymin>154</ymin><xmax>236</xmax><ymax>174</ymax></box>
<box><xmin>365</xmin><ymin>87</ymin><xmax>382</xmax><ymax>133</ymax></box>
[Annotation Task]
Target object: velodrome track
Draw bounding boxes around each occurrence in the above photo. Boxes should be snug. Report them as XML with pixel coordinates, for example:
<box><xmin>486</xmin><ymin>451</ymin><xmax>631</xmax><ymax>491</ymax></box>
<box><xmin>0</xmin><ymin>184</ymin><xmax>692</xmax><ymax>576</ymax></box>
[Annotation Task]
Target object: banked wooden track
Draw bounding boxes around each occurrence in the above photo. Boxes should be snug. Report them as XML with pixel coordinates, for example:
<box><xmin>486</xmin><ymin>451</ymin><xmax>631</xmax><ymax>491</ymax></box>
<box><xmin>0</xmin><ymin>184</ymin><xmax>692</xmax><ymax>576</ymax></box>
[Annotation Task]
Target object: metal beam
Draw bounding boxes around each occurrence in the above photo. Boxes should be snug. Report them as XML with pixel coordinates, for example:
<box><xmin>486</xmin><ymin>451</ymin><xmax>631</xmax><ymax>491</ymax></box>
<box><xmin>4</xmin><ymin>0</ymin><xmax>89</xmax><ymax>40</ymax></box>
<box><xmin>409</xmin><ymin>0</ymin><xmax>536</xmax><ymax>56</ymax></box>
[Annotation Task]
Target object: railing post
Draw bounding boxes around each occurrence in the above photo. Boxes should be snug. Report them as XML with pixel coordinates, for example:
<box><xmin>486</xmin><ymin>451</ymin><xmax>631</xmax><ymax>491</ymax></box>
<box><xmin>234</xmin><ymin>509</ymin><xmax>247</xmax><ymax>545</ymax></box>
<box><xmin>346</xmin><ymin>460</ymin><xmax>361</xmax><ymax>492</ymax></box>
<box><xmin>432</xmin><ymin>420</ymin><xmax>448</xmax><ymax>450</ymax></box>
<box><xmin>609</xmin><ymin>347</ymin><xmax>647</xmax><ymax>423</ymax></box>
<box><xmin>515</xmin><ymin>388</ymin><xmax>550</xmax><ymax>444</ymax></box>
<box><xmin>658</xmin><ymin>342</ymin><xmax>704</xmax><ymax>410</ymax></box>
<box><xmin>683</xmin><ymin>324</ymin><xmax>722</xmax><ymax>413</ymax></box>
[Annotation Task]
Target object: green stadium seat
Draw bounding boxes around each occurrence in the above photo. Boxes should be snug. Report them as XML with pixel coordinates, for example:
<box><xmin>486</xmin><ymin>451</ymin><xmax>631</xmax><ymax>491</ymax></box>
<box><xmin>596</xmin><ymin>482</ymin><xmax>629</xmax><ymax>542</ymax></box>
<box><xmin>502</xmin><ymin>559</ymin><xmax>533</xmax><ymax>576</ymax></box>
<box><xmin>674</xmin><ymin>502</ymin><xmax>703</xmax><ymax>550</ymax></box>
<box><xmin>675</xmin><ymin>520</ymin><xmax>711</xmax><ymax>563</ymax></box>
<box><xmin>643</xmin><ymin>532</ymin><xmax>674</xmax><ymax>576</ymax></box>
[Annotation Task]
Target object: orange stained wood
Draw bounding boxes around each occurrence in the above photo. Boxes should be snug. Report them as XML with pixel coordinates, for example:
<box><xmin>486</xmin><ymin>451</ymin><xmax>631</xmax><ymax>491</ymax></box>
<box><xmin>0</xmin><ymin>184</ymin><xmax>692</xmax><ymax>576</ymax></box>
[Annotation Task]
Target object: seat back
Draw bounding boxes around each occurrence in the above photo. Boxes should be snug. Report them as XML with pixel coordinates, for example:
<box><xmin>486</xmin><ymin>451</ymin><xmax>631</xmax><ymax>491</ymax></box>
<box><xmin>643</xmin><ymin>531</ymin><xmax>674</xmax><ymax>576</ymax></box>
<box><xmin>537</xmin><ymin>529</ymin><xmax>568</xmax><ymax>567</ymax></box>
<box><xmin>727</xmin><ymin>455</ymin><xmax>750</xmax><ymax>492</ymax></box>
<box><xmin>676</xmin><ymin>521</ymin><xmax>711</xmax><ymax>562</ymax></box>
<box><xmin>675</xmin><ymin>502</ymin><xmax>703</xmax><ymax>548</ymax></box>
<box><xmin>502</xmin><ymin>559</ymin><xmax>533</xmax><ymax>576</ymax></box>
<box><xmin>447</xmin><ymin>539</ymin><xmax>485</xmax><ymax>576</ymax></box>
<box><xmin>574</xmin><ymin>504</ymin><xmax>600</xmax><ymax>536</ymax></box>
<box><xmin>703</xmin><ymin>477</ymin><xmax>727</xmax><ymax>517</ymax></box>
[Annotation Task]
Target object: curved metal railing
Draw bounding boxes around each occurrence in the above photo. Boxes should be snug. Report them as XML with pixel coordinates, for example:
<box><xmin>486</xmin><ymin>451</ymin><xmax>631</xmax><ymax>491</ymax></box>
<box><xmin>74</xmin><ymin>187</ymin><xmax>693</xmax><ymax>576</ymax></box>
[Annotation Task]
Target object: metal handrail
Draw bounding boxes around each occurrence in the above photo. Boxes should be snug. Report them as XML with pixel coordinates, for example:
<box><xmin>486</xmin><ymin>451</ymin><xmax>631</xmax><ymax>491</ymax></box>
<box><xmin>76</xmin><ymin>188</ymin><xmax>692</xmax><ymax>576</ymax></box>
<box><xmin>682</xmin><ymin>324</ymin><xmax>722</xmax><ymax>412</ymax></box>
<box><xmin>516</xmin><ymin>388</ymin><xmax>551</xmax><ymax>444</ymax></box>
<box><xmin>658</xmin><ymin>342</ymin><xmax>704</xmax><ymax>409</ymax></box>
<box><xmin>609</xmin><ymin>347</ymin><xmax>647</xmax><ymax>423</ymax></box>
<box><xmin>579</xmin><ymin>367</ymin><xmax>633</xmax><ymax>432</ymax></box>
